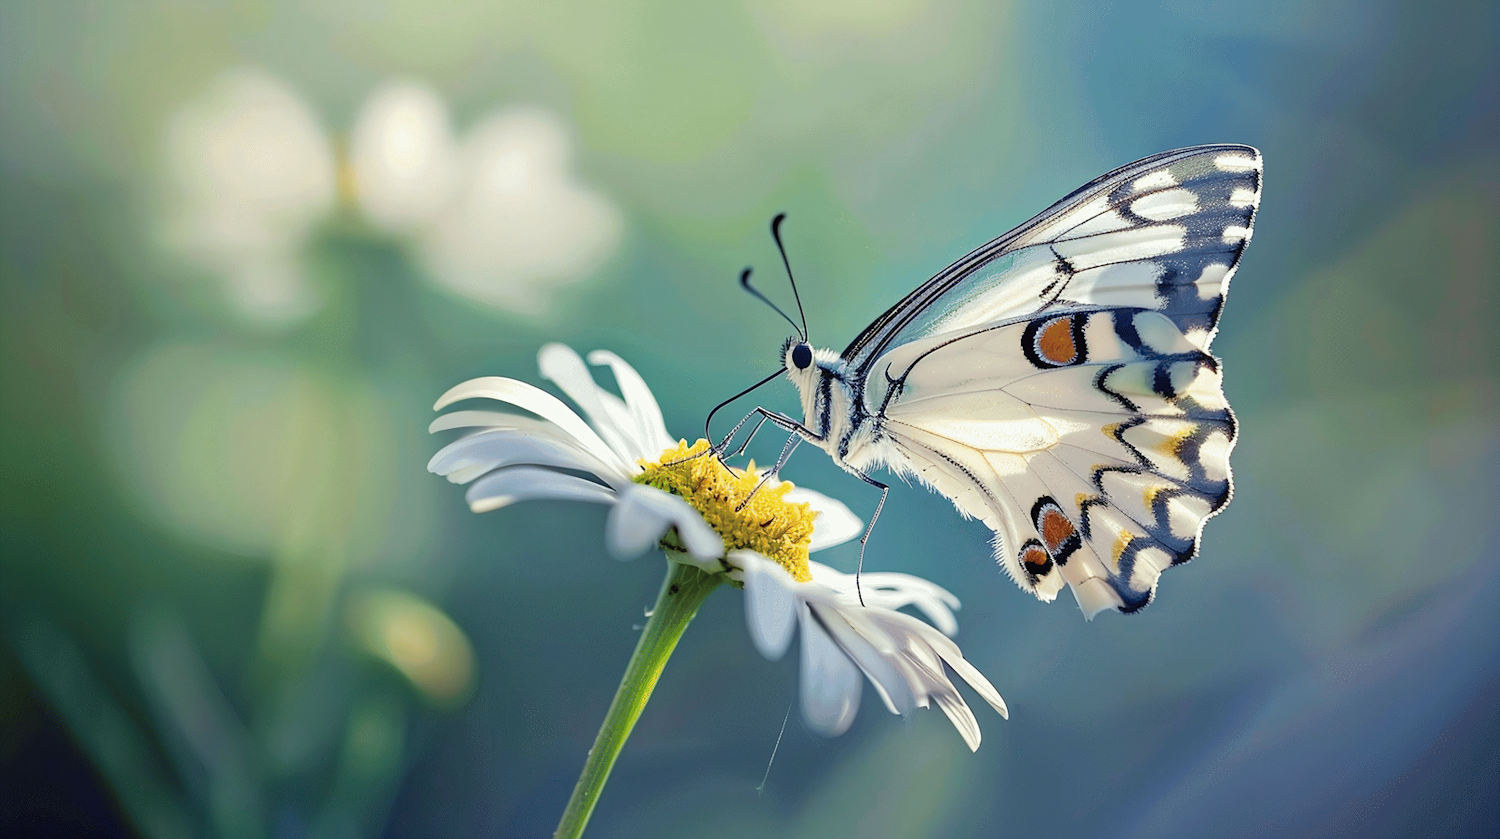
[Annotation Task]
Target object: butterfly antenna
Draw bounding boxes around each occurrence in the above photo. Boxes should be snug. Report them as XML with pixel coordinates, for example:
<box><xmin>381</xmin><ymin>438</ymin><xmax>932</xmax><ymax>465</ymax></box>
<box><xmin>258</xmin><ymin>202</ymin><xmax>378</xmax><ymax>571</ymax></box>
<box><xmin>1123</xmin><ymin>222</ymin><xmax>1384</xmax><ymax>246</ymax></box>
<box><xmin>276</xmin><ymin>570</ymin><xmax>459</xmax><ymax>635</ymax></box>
<box><xmin>769</xmin><ymin>213</ymin><xmax>809</xmax><ymax>342</ymax></box>
<box><xmin>740</xmin><ymin>267</ymin><xmax>805</xmax><ymax>341</ymax></box>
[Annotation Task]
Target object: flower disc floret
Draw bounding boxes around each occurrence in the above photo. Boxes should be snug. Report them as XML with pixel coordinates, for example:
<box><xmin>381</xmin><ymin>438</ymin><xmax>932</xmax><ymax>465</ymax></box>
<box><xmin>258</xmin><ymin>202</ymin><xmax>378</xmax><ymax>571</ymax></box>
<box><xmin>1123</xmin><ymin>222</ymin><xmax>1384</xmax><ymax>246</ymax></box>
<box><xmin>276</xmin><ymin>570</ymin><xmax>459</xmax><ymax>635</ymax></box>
<box><xmin>634</xmin><ymin>440</ymin><xmax>817</xmax><ymax>582</ymax></box>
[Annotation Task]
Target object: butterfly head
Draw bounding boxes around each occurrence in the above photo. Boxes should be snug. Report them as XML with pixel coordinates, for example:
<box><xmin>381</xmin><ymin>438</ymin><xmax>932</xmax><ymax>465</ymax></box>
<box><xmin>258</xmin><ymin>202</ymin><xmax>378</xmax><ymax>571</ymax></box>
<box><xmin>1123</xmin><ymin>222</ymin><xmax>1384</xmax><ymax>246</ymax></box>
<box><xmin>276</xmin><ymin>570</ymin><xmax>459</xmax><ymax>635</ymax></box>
<box><xmin>781</xmin><ymin>337</ymin><xmax>850</xmax><ymax>436</ymax></box>
<box><xmin>786</xmin><ymin>339</ymin><xmax>814</xmax><ymax>371</ymax></box>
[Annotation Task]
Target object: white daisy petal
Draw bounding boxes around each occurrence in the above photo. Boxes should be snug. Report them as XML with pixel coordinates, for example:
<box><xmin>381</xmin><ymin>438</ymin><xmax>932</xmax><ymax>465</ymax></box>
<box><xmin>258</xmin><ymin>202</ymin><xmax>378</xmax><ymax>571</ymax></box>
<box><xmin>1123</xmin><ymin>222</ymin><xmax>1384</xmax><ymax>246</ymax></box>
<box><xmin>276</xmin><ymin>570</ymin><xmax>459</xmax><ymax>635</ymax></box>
<box><xmin>808</xmin><ymin>601</ymin><xmax>917</xmax><ymax>717</ymax></box>
<box><xmin>798</xmin><ymin>603</ymin><xmax>863</xmax><ymax>737</ymax></box>
<box><xmin>734</xmin><ymin>554</ymin><xmax>1005</xmax><ymax>747</ymax></box>
<box><xmin>446</xmin><ymin>462</ymin><xmax>501</xmax><ymax>486</ymax></box>
<box><xmin>433</xmin><ymin>376</ymin><xmax>628</xmax><ymax>479</ymax></box>
<box><xmin>809</xmin><ymin>562</ymin><xmax>961</xmax><ymax>637</ymax></box>
<box><xmin>932</xmin><ymin>690</ymin><xmax>983</xmax><ymax>752</ymax></box>
<box><xmin>464</xmin><ymin>466</ymin><xmax>616</xmax><ymax>513</ymax></box>
<box><xmin>591</xmin><ymin>388</ymin><xmax>654</xmax><ymax>464</ymax></box>
<box><xmin>606</xmin><ymin>485</ymin><xmax>724</xmax><ymax>562</ymax></box>
<box><xmin>586</xmin><ymin>350</ymin><xmax>673</xmax><ymax>453</ymax></box>
<box><xmin>427</xmin><ymin>410</ymin><xmax>563</xmax><ymax>435</ymax></box>
<box><xmin>902</xmin><ymin>621</ymin><xmax>1008</xmax><ymax>718</ymax></box>
<box><xmin>785</xmin><ymin>487</ymin><xmax>863</xmax><ymax>552</ymax></box>
<box><xmin>733</xmin><ymin>551</ymin><xmax>799</xmax><ymax>660</ymax></box>
<box><xmin>537</xmin><ymin>344</ymin><xmax>650</xmax><ymax>463</ymax></box>
<box><xmin>428</xmin><ymin>428</ymin><xmax>616</xmax><ymax>487</ymax></box>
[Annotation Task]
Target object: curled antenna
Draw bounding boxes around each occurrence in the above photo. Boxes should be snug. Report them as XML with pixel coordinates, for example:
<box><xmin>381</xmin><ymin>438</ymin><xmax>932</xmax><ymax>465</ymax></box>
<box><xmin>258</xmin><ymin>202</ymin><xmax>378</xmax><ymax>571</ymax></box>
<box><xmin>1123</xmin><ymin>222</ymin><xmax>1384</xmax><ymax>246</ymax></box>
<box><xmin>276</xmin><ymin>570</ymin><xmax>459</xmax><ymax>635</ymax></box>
<box><xmin>740</xmin><ymin>268</ymin><xmax>804</xmax><ymax>341</ymax></box>
<box><xmin>769</xmin><ymin>213</ymin><xmax>808</xmax><ymax>342</ymax></box>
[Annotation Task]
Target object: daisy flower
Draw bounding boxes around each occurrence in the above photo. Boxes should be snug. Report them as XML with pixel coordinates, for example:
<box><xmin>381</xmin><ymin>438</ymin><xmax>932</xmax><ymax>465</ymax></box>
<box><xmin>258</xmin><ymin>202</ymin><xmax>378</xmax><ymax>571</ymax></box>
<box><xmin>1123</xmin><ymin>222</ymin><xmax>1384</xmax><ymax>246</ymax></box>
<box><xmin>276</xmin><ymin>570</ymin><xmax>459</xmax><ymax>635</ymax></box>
<box><xmin>429</xmin><ymin>344</ymin><xmax>1006</xmax><ymax>836</ymax></box>
<box><xmin>429</xmin><ymin>343</ymin><xmax>1006</xmax><ymax>747</ymax></box>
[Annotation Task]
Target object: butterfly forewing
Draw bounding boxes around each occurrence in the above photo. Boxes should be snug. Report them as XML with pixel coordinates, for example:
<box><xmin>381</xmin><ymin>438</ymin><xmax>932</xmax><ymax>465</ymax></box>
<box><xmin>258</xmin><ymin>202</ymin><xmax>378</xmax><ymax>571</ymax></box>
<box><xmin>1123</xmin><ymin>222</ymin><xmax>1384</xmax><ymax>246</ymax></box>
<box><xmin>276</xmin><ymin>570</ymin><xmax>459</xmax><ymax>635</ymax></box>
<box><xmin>843</xmin><ymin>145</ymin><xmax>1261</xmax><ymax>371</ymax></box>
<box><xmin>852</xmin><ymin>147</ymin><xmax>1259</xmax><ymax>617</ymax></box>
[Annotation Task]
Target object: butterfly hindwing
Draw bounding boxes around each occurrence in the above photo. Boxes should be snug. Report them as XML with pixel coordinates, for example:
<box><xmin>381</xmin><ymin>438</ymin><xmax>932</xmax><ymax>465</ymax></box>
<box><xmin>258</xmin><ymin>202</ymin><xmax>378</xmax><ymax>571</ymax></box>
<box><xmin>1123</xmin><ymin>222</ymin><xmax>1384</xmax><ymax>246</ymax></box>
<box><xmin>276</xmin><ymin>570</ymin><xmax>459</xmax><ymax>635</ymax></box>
<box><xmin>869</xmin><ymin>307</ymin><xmax>1236</xmax><ymax>616</ymax></box>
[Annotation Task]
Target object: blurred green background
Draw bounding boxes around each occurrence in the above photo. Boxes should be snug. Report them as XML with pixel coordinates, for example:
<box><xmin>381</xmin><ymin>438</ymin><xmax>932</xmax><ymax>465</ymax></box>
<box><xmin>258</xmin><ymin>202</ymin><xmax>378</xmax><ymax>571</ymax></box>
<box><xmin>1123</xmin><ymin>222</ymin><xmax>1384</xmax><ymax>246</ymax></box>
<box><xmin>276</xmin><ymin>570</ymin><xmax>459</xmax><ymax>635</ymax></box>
<box><xmin>2</xmin><ymin>1</ymin><xmax>1496</xmax><ymax>836</ymax></box>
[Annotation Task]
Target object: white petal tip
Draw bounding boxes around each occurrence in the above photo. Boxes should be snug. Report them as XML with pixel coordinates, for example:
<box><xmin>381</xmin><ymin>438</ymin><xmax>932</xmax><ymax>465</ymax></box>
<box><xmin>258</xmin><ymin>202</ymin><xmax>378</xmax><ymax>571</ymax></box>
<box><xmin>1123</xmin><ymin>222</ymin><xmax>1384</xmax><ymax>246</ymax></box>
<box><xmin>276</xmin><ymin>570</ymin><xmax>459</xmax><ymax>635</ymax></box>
<box><xmin>468</xmin><ymin>496</ymin><xmax>514</xmax><ymax>513</ymax></box>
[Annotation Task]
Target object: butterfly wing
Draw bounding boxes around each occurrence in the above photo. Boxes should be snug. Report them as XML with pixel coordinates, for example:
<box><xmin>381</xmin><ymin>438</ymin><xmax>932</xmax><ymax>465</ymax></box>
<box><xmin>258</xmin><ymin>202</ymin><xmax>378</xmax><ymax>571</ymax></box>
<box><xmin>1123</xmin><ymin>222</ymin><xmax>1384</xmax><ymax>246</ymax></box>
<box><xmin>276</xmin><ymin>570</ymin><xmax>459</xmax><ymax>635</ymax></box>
<box><xmin>844</xmin><ymin>145</ymin><xmax>1261</xmax><ymax>370</ymax></box>
<box><xmin>854</xmin><ymin>146</ymin><xmax>1260</xmax><ymax>617</ymax></box>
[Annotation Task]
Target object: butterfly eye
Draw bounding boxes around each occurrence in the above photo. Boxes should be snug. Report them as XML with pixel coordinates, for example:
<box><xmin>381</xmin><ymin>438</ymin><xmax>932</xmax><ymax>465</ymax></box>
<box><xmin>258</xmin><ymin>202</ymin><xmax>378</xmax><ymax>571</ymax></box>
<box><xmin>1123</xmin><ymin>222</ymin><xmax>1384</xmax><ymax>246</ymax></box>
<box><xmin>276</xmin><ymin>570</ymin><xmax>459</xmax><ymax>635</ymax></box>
<box><xmin>791</xmin><ymin>343</ymin><xmax>813</xmax><ymax>370</ymax></box>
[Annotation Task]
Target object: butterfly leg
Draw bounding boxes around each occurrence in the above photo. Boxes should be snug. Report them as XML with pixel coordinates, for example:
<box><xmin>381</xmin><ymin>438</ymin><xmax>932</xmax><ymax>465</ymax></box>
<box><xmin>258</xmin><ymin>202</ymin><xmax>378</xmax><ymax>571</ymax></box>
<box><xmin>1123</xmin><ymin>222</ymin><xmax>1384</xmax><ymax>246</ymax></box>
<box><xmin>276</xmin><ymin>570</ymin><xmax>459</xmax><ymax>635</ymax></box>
<box><xmin>660</xmin><ymin>408</ymin><xmax>765</xmax><ymax>467</ymax></box>
<box><xmin>846</xmin><ymin>467</ymin><xmax>889</xmax><ymax>608</ymax></box>
<box><xmin>733</xmin><ymin>431</ymin><xmax>803</xmax><ymax>511</ymax></box>
<box><xmin>729</xmin><ymin>413</ymin><xmax>771</xmax><ymax>458</ymax></box>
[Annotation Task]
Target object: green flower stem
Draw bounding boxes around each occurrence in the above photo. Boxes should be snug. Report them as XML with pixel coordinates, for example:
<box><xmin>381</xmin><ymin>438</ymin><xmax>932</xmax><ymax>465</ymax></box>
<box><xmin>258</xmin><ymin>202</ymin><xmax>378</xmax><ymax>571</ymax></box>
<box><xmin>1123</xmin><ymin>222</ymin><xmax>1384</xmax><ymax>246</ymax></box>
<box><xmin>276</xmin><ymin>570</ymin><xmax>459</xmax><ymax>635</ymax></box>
<box><xmin>555</xmin><ymin>559</ymin><xmax>723</xmax><ymax>839</ymax></box>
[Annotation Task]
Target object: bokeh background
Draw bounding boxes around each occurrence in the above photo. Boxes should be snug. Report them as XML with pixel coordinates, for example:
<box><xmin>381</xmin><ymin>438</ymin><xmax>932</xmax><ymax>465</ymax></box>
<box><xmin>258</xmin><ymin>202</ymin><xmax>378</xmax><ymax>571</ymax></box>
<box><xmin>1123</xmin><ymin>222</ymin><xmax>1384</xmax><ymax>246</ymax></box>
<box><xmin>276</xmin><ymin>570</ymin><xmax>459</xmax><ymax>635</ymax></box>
<box><xmin>3</xmin><ymin>1</ymin><xmax>1497</xmax><ymax>836</ymax></box>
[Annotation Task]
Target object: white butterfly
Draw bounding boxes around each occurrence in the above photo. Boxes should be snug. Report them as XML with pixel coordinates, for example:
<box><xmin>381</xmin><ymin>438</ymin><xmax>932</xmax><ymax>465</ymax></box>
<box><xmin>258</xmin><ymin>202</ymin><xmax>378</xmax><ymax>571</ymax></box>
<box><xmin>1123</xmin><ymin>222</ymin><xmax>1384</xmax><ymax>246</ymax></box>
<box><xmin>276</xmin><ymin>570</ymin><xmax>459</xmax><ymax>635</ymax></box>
<box><xmin>732</xmin><ymin>145</ymin><xmax>1262</xmax><ymax>618</ymax></box>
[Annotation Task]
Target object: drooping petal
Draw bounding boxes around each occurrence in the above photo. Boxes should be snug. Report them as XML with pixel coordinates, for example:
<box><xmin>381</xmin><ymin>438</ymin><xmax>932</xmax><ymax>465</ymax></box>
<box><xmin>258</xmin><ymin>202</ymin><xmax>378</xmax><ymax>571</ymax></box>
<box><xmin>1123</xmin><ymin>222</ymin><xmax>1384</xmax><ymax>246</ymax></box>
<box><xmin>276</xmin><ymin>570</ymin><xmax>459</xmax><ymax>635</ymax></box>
<box><xmin>538</xmin><ymin>344</ymin><xmax>654</xmax><ymax>464</ymax></box>
<box><xmin>805</xmin><ymin>599</ymin><xmax>917</xmax><ymax>717</ymax></box>
<box><xmin>733</xmin><ymin>551</ymin><xmax>799</xmax><ymax>660</ymax></box>
<box><xmin>587</xmin><ymin>349</ymin><xmax>674</xmax><ymax>454</ymax></box>
<box><xmin>808</xmin><ymin>562</ymin><xmax>961</xmax><ymax>637</ymax></box>
<box><xmin>797</xmin><ymin>603</ymin><xmax>863</xmax><ymax>737</ymax></box>
<box><xmin>851</xmin><ymin>608</ymin><xmax>1007</xmax><ymax>749</ymax></box>
<box><xmin>433</xmin><ymin>376</ymin><xmax>629</xmax><ymax>480</ymax></box>
<box><xmin>784</xmin><ymin>487</ymin><xmax>863</xmax><ymax>552</ymax></box>
<box><xmin>463</xmin><ymin>467</ymin><xmax>617</xmax><ymax>513</ymax></box>
<box><xmin>895</xmin><ymin>617</ymin><xmax>1008</xmax><ymax>719</ymax></box>
<box><xmin>605</xmin><ymin>485</ymin><xmax>723</xmax><ymax>561</ymax></box>
<box><xmin>428</xmin><ymin>427</ymin><xmax>617</xmax><ymax>487</ymax></box>
<box><xmin>931</xmin><ymin>687</ymin><xmax>984</xmax><ymax>752</ymax></box>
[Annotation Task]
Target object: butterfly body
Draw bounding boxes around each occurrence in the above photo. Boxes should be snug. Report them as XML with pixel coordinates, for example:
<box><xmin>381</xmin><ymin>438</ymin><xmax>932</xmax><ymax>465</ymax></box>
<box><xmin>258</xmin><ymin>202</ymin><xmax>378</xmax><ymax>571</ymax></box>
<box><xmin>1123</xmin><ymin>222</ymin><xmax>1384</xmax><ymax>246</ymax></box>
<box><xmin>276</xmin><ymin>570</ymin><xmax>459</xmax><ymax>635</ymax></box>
<box><xmin>776</xmin><ymin>145</ymin><xmax>1261</xmax><ymax>618</ymax></box>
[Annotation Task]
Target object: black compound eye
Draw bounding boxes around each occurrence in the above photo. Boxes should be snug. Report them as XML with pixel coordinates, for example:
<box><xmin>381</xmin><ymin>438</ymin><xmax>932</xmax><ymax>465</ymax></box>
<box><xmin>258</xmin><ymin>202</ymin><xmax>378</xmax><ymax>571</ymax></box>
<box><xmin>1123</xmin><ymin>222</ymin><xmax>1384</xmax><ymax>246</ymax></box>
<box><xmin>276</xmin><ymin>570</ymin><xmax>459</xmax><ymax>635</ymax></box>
<box><xmin>790</xmin><ymin>343</ymin><xmax>813</xmax><ymax>370</ymax></box>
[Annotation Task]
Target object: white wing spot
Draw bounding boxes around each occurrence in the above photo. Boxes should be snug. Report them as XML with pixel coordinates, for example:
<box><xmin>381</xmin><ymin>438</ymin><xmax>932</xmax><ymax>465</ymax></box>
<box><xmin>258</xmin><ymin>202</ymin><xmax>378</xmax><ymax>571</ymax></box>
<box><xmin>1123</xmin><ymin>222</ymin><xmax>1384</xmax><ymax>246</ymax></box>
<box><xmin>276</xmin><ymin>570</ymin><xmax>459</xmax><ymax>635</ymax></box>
<box><xmin>1067</xmin><ymin>260</ymin><xmax>1161</xmax><ymax>306</ymax></box>
<box><xmin>1194</xmin><ymin>262</ymin><xmax>1230</xmax><ymax>298</ymax></box>
<box><xmin>1132</xmin><ymin>312</ymin><xmax>1188</xmax><ymax>354</ymax></box>
<box><xmin>1130</xmin><ymin>188</ymin><xmax>1200</xmax><ymax>221</ymax></box>
<box><xmin>1132</xmin><ymin>170</ymin><xmax>1177</xmax><ymax>192</ymax></box>
<box><xmin>1166</xmin><ymin>494</ymin><xmax>1212</xmax><ymax>540</ymax></box>
<box><xmin>1214</xmin><ymin>153</ymin><xmax>1257</xmax><ymax>172</ymax></box>
<box><xmin>1054</xmin><ymin>224</ymin><xmax>1186</xmax><ymax>271</ymax></box>
<box><xmin>1221</xmin><ymin>225</ymin><xmax>1251</xmax><ymax>245</ymax></box>
<box><xmin>1229</xmin><ymin>187</ymin><xmax>1258</xmax><ymax>208</ymax></box>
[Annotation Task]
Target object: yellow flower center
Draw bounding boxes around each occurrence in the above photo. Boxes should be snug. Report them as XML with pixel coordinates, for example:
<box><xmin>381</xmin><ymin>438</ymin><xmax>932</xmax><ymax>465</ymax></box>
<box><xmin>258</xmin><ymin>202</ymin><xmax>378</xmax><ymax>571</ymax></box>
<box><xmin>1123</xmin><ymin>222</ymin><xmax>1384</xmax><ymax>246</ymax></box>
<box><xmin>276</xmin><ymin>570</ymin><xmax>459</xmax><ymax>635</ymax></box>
<box><xmin>634</xmin><ymin>439</ymin><xmax>817</xmax><ymax>582</ymax></box>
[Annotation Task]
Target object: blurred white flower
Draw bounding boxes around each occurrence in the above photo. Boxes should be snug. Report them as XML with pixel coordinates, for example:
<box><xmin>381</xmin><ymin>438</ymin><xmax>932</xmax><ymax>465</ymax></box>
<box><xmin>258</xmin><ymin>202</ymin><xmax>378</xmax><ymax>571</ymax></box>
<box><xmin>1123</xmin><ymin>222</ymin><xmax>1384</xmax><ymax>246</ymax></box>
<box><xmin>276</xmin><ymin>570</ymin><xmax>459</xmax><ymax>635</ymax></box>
<box><xmin>414</xmin><ymin>109</ymin><xmax>622</xmax><ymax>315</ymax></box>
<box><xmin>428</xmin><ymin>344</ymin><xmax>1007</xmax><ymax>748</ymax></box>
<box><xmin>159</xmin><ymin>70</ymin><xmax>621</xmax><ymax>324</ymax></box>
<box><xmin>347</xmin><ymin>82</ymin><xmax>459</xmax><ymax>232</ymax></box>
<box><xmin>160</xmin><ymin>69</ymin><xmax>336</xmax><ymax>323</ymax></box>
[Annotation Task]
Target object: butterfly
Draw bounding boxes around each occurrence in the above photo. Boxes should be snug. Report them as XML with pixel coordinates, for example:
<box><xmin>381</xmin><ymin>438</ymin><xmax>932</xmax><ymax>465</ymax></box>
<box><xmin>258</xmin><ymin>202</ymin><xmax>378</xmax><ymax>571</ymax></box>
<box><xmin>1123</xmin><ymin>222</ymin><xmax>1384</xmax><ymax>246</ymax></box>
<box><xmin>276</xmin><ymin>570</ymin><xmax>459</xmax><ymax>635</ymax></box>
<box><xmin>727</xmin><ymin>145</ymin><xmax>1261</xmax><ymax>618</ymax></box>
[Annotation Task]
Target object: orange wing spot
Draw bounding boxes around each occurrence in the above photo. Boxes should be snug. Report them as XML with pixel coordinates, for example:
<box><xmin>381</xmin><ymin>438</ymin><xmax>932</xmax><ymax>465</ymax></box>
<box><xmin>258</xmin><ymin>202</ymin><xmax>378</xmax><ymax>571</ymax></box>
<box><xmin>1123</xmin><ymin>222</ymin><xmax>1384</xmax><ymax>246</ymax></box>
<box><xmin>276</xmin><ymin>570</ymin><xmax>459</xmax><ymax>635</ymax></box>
<box><xmin>1038</xmin><ymin>317</ymin><xmax>1078</xmax><ymax>364</ymax></box>
<box><xmin>1111</xmin><ymin>529</ymin><xmax>1134</xmax><ymax>565</ymax></box>
<box><xmin>1021</xmin><ymin>545</ymin><xmax>1052</xmax><ymax>571</ymax></box>
<box><xmin>1040</xmin><ymin>508</ymin><xmax>1076</xmax><ymax>553</ymax></box>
